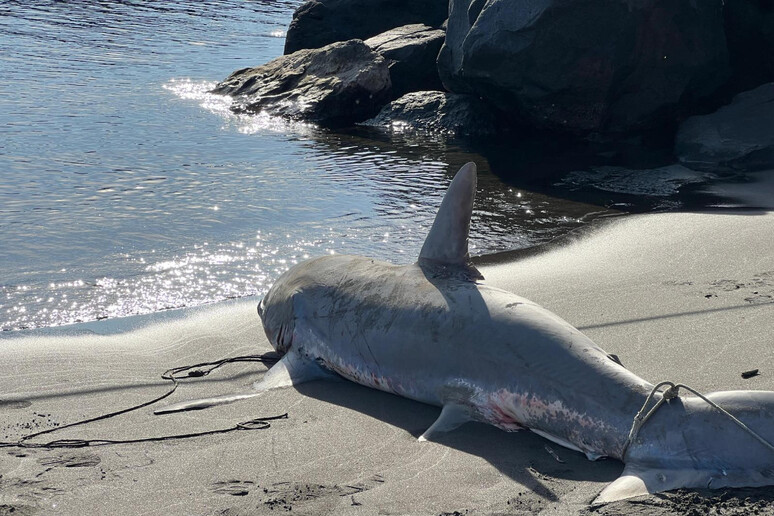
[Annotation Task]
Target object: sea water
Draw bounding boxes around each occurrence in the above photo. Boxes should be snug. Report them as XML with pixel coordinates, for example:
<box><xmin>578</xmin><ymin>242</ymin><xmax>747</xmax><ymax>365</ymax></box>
<box><xmin>0</xmin><ymin>1</ymin><xmax>714</xmax><ymax>332</ymax></box>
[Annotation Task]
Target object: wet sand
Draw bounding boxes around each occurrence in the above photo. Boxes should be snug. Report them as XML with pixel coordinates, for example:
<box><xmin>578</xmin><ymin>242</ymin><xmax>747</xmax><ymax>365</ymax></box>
<box><xmin>2</xmin><ymin>209</ymin><xmax>774</xmax><ymax>515</ymax></box>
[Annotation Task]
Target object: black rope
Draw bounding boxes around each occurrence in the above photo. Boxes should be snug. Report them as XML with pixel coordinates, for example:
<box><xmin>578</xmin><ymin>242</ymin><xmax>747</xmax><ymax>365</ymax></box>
<box><xmin>0</xmin><ymin>352</ymin><xmax>284</xmax><ymax>449</ymax></box>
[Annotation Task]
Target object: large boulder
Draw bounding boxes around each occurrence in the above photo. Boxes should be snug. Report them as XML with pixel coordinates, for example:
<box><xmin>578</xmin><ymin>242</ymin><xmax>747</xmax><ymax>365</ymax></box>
<box><xmin>284</xmin><ymin>0</ymin><xmax>448</xmax><ymax>55</ymax></box>
<box><xmin>724</xmin><ymin>0</ymin><xmax>774</xmax><ymax>90</ymax></box>
<box><xmin>675</xmin><ymin>83</ymin><xmax>774</xmax><ymax>171</ymax></box>
<box><xmin>365</xmin><ymin>24</ymin><xmax>445</xmax><ymax>99</ymax></box>
<box><xmin>362</xmin><ymin>91</ymin><xmax>499</xmax><ymax>137</ymax></box>
<box><xmin>437</xmin><ymin>0</ymin><xmax>729</xmax><ymax>135</ymax></box>
<box><xmin>212</xmin><ymin>40</ymin><xmax>391</xmax><ymax>127</ymax></box>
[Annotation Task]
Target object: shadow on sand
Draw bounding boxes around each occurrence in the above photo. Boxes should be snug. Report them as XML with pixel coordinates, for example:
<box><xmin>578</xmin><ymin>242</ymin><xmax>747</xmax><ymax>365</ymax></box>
<box><xmin>295</xmin><ymin>379</ymin><xmax>623</xmax><ymax>503</ymax></box>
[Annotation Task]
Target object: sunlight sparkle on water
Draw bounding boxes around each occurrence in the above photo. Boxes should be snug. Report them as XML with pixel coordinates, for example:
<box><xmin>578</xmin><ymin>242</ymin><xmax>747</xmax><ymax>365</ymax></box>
<box><xmin>164</xmin><ymin>79</ymin><xmax>314</xmax><ymax>135</ymax></box>
<box><xmin>2</xmin><ymin>50</ymin><xmax>601</xmax><ymax>332</ymax></box>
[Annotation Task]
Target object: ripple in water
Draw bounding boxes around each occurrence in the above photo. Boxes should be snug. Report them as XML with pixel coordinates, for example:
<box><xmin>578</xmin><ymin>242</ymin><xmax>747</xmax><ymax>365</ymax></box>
<box><xmin>0</xmin><ymin>1</ymin><xmax>604</xmax><ymax>332</ymax></box>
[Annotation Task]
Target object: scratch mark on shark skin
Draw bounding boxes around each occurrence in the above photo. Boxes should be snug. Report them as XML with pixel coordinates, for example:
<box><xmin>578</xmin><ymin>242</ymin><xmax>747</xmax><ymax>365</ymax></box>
<box><xmin>485</xmin><ymin>389</ymin><xmax>619</xmax><ymax>457</ymax></box>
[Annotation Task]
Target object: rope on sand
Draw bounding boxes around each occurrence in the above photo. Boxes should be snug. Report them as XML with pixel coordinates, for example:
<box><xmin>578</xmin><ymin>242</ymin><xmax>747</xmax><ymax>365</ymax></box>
<box><xmin>622</xmin><ymin>381</ymin><xmax>774</xmax><ymax>459</ymax></box>
<box><xmin>0</xmin><ymin>353</ymin><xmax>286</xmax><ymax>449</ymax></box>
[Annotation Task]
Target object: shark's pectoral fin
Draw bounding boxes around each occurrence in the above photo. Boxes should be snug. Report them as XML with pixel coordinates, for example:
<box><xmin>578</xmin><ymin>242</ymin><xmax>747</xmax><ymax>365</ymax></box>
<box><xmin>253</xmin><ymin>349</ymin><xmax>334</xmax><ymax>391</ymax></box>
<box><xmin>154</xmin><ymin>351</ymin><xmax>331</xmax><ymax>415</ymax></box>
<box><xmin>418</xmin><ymin>403</ymin><xmax>473</xmax><ymax>442</ymax></box>
<box><xmin>153</xmin><ymin>391</ymin><xmax>263</xmax><ymax>414</ymax></box>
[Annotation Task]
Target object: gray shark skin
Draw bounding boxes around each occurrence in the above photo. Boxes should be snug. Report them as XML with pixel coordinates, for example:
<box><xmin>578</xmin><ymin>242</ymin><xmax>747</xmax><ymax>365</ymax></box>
<box><xmin>156</xmin><ymin>163</ymin><xmax>774</xmax><ymax>504</ymax></box>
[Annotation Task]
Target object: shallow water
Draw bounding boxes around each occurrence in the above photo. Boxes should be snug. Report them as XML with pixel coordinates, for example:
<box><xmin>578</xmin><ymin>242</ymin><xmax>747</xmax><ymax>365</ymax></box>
<box><xmin>2</xmin><ymin>1</ymin><xmax>624</xmax><ymax>331</ymax></box>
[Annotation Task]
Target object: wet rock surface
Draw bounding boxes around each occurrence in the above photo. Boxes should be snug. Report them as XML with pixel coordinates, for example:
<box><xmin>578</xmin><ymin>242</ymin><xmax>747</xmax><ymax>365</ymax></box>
<box><xmin>362</xmin><ymin>91</ymin><xmax>499</xmax><ymax>137</ymax></box>
<box><xmin>724</xmin><ymin>0</ymin><xmax>774</xmax><ymax>90</ymax></box>
<box><xmin>212</xmin><ymin>40</ymin><xmax>391</xmax><ymax>127</ymax></box>
<box><xmin>365</xmin><ymin>24</ymin><xmax>445</xmax><ymax>99</ymax></box>
<box><xmin>438</xmin><ymin>0</ymin><xmax>729</xmax><ymax>135</ymax></box>
<box><xmin>676</xmin><ymin>83</ymin><xmax>774</xmax><ymax>171</ymax></box>
<box><xmin>283</xmin><ymin>0</ymin><xmax>448</xmax><ymax>54</ymax></box>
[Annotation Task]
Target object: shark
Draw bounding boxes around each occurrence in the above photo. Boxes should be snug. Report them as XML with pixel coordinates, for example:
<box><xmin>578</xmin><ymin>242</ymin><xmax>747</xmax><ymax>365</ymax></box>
<box><xmin>156</xmin><ymin>162</ymin><xmax>774</xmax><ymax>504</ymax></box>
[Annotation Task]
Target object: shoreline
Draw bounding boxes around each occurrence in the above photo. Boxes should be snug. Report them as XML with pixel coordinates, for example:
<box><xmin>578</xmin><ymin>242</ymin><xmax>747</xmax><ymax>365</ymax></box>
<box><xmin>2</xmin><ymin>208</ymin><xmax>774</xmax><ymax>515</ymax></box>
<box><xmin>0</xmin><ymin>205</ymin><xmax>721</xmax><ymax>338</ymax></box>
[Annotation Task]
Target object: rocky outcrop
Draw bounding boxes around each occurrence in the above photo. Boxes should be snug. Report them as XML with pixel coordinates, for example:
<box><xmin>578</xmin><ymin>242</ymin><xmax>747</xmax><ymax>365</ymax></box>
<box><xmin>675</xmin><ymin>83</ymin><xmax>774</xmax><ymax>171</ymax></box>
<box><xmin>724</xmin><ymin>0</ymin><xmax>774</xmax><ymax>90</ymax></box>
<box><xmin>365</xmin><ymin>24</ymin><xmax>445</xmax><ymax>99</ymax></box>
<box><xmin>437</xmin><ymin>0</ymin><xmax>729</xmax><ymax>135</ymax></box>
<box><xmin>212</xmin><ymin>40</ymin><xmax>391</xmax><ymax>127</ymax></box>
<box><xmin>284</xmin><ymin>0</ymin><xmax>448</xmax><ymax>55</ymax></box>
<box><xmin>362</xmin><ymin>91</ymin><xmax>499</xmax><ymax>137</ymax></box>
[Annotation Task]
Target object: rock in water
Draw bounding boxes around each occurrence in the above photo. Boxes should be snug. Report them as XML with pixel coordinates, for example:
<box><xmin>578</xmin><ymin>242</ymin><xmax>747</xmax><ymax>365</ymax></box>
<box><xmin>724</xmin><ymin>0</ymin><xmax>774</xmax><ymax>90</ymax></box>
<box><xmin>437</xmin><ymin>0</ymin><xmax>729</xmax><ymax>135</ymax></box>
<box><xmin>284</xmin><ymin>0</ymin><xmax>448</xmax><ymax>55</ymax></box>
<box><xmin>676</xmin><ymin>83</ymin><xmax>774</xmax><ymax>171</ymax></box>
<box><xmin>212</xmin><ymin>40</ymin><xmax>391</xmax><ymax>127</ymax></box>
<box><xmin>362</xmin><ymin>91</ymin><xmax>499</xmax><ymax>137</ymax></box>
<box><xmin>365</xmin><ymin>24</ymin><xmax>445</xmax><ymax>99</ymax></box>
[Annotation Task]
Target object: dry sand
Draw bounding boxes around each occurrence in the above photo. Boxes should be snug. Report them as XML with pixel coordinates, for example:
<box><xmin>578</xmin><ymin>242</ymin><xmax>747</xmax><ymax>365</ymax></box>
<box><xmin>2</xmin><ymin>209</ymin><xmax>774</xmax><ymax>515</ymax></box>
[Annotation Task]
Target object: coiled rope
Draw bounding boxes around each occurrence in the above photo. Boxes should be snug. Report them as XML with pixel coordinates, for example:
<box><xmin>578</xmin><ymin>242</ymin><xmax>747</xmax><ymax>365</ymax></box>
<box><xmin>0</xmin><ymin>353</ymin><xmax>286</xmax><ymax>449</ymax></box>
<box><xmin>622</xmin><ymin>381</ymin><xmax>774</xmax><ymax>460</ymax></box>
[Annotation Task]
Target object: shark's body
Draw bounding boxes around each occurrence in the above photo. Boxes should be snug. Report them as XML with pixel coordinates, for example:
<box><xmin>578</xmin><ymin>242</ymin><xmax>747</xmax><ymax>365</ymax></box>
<box><xmin>157</xmin><ymin>163</ymin><xmax>774</xmax><ymax>504</ymax></box>
<box><xmin>268</xmin><ymin>253</ymin><xmax>649</xmax><ymax>461</ymax></box>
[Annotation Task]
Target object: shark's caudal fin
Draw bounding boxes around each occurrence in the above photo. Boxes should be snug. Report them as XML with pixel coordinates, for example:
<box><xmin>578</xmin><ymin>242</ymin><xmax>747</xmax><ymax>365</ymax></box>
<box><xmin>592</xmin><ymin>465</ymin><xmax>655</xmax><ymax>504</ymax></box>
<box><xmin>594</xmin><ymin>390</ymin><xmax>774</xmax><ymax>505</ymax></box>
<box><xmin>154</xmin><ymin>351</ymin><xmax>330</xmax><ymax>415</ymax></box>
<box><xmin>418</xmin><ymin>162</ymin><xmax>482</xmax><ymax>278</ymax></box>
<box><xmin>592</xmin><ymin>464</ymin><xmax>729</xmax><ymax>505</ymax></box>
<box><xmin>592</xmin><ymin>464</ymin><xmax>755</xmax><ymax>505</ymax></box>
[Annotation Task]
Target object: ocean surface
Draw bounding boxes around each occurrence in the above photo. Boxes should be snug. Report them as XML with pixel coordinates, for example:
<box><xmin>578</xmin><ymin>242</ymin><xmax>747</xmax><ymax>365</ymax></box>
<box><xmin>0</xmin><ymin>1</ymin><xmax>725</xmax><ymax>332</ymax></box>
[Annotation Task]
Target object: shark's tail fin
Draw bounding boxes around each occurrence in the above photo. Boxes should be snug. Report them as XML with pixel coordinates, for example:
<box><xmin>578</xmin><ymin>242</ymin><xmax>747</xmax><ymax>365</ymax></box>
<box><xmin>595</xmin><ymin>390</ymin><xmax>774</xmax><ymax>504</ymax></box>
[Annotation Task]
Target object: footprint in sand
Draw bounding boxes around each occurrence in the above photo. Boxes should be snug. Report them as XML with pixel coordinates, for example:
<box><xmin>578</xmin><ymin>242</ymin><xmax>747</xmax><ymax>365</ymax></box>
<box><xmin>702</xmin><ymin>273</ymin><xmax>774</xmax><ymax>303</ymax></box>
<box><xmin>212</xmin><ymin>480</ymin><xmax>255</xmax><ymax>496</ymax></box>
<box><xmin>0</xmin><ymin>504</ymin><xmax>37</xmax><ymax>516</ymax></box>
<box><xmin>38</xmin><ymin>453</ymin><xmax>101</xmax><ymax>468</ymax></box>
<box><xmin>0</xmin><ymin>400</ymin><xmax>32</xmax><ymax>409</ymax></box>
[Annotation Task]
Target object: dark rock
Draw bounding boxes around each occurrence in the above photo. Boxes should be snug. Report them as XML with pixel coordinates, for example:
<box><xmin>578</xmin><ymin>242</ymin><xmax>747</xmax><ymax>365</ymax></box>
<box><xmin>212</xmin><ymin>40</ymin><xmax>391</xmax><ymax>127</ymax></box>
<box><xmin>362</xmin><ymin>91</ymin><xmax>499</xmax><ymax>137</ymax></box>
<box><xmin>284</xmin><ymin>0</ymin><xmax>448</xmax><ymax>55</ymax></box>
<box><xmin>676</xmin><ymin>83</ymin><xmax>774</xmax><ymax>171</ymax></box>
<box><xmin>365</xmin><ymin>24</ymin><xmax>445</xmax><ymax>99</ymax></box>
<box><xmin>437</xmin><ymin>0</ymin><xmax>729</xmax><ymax>135</ymax></box>
<box><xmin>724</xmin><ymin>0</ymin><xmax>774</xmax><ymax>90</ymax></box>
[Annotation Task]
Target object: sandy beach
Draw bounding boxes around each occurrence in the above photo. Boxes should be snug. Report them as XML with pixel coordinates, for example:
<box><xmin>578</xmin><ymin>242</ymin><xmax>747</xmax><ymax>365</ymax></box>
<box><xmin>2</xmin><ymin>208</ymin><xmax>774</xmax><ymax>516</ymax></box>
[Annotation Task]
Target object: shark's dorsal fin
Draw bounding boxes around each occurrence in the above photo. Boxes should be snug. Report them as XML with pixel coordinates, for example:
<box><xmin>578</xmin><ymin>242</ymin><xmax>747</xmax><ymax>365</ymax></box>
<box><xmin>419</xmin><ymin>162</ymin><xmax>478</xmax><ymax>272</ymax></box>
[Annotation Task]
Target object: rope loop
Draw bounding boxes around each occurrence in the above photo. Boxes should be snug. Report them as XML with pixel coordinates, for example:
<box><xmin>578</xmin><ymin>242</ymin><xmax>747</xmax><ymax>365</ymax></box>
<box><xmin>237</xmin><ymin>414</ymin><xmax>288</xmax><ymax>430</ymax></box>
<box><xmin>0</xmin><ymin>353</ymin><xmax>286</xmax><ymax>449</ymax></box>
<box><xmin>622</xmin><ymin>380</ymin><xmax>774</xmax><ymax>460</ymax></box>
<box><xmin>44</xmin><ymin>439</ymin><xmax>91</xmax><ymax>449</ymax></box>
<box><xmin>662</xmin><ymin>384</ymin><xmax>680</xmax><ymax>400</ymax></box>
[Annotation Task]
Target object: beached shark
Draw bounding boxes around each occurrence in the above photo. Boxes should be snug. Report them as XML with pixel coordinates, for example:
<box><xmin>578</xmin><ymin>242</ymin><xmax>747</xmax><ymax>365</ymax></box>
<box><xmin>156</xmin><ymin>163</ymin><xmax>774</xmax><ymax>504</ymax></box>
